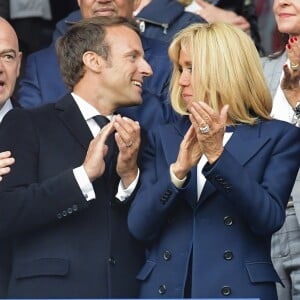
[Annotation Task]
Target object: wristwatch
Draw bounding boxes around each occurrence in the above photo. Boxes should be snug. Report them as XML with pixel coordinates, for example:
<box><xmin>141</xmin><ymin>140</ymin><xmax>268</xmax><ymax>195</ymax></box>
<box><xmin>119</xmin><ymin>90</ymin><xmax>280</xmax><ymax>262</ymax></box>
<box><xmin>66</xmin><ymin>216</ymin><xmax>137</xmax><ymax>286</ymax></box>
<box><xmin>294</xmin><ymin>102</ymin><xmax>300</xmax><ymax>118</ymax></box>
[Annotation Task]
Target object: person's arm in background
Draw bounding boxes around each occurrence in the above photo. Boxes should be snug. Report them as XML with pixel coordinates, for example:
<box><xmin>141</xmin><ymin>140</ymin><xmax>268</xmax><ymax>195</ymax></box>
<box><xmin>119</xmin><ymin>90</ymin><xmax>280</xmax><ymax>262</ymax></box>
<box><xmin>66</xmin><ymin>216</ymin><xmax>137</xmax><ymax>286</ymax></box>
<box><xmin>186</xmin><ymin>0</ymin><xmax>263</xmax><ymax>54</ymax></box>
<box><xmin>281</xmin><ymin>36</ymin><xmax>300</xmax><ymax>126</ymax></box>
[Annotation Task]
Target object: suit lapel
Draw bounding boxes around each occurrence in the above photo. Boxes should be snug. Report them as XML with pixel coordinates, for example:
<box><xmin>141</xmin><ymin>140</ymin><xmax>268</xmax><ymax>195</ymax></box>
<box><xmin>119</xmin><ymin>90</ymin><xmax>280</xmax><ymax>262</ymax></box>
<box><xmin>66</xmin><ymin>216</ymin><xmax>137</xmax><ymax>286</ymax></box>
<box><xmin>262</xmin><ymin>53</ymin><xmax>286</xmax><ymax>99</ymax></box>
<box><xmin>198</xmin><ymin>123</ymin><xmax>271</xmax><ymax>206</ymax></box>
<box><xmin>55</xmin><ymin>94</ymin><xmax>93</xmax><ymax>150</ymax></box>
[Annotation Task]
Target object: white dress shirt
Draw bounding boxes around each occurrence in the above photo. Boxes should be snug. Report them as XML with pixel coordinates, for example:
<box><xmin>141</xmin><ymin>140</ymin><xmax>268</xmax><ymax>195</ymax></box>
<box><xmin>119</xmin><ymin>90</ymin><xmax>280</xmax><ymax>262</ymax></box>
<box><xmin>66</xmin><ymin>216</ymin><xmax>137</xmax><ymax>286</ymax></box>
<box><xmin>0</xmin><ymin>99</ymin><xmax>13</xmax><ymax>123</ymax></box>
<box><xmin>272</xmin><ymin>59</ymin><xmax>299</xmax><ymax>126</ymax></box>
<box><xmin>71</xmin><ymin>93</ymin><xmax>139</xmax><ymax>202</ymax></box>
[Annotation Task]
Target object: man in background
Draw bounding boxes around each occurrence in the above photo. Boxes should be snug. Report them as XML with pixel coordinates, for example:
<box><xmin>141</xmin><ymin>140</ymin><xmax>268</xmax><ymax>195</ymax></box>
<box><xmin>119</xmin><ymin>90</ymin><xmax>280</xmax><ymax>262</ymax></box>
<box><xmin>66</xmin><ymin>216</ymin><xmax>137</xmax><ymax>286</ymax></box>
<box><xmin>0</xmin><ymin>16</ymin><xmax>22</xmax><ymax>297</ymax></box>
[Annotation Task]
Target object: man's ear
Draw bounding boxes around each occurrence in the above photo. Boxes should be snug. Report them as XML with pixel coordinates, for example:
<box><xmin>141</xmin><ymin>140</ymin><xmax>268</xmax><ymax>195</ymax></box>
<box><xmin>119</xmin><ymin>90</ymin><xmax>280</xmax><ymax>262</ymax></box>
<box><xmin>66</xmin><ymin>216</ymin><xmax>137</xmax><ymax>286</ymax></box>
<box><xmin>16</xmin><ymin>51</ymin><xmax>22</xmax><ymax>78</ymax></box>
<box><xmin>82</xmin><ymin>51</ymin><xmax>103</xmax><ymax>73</ymax></box>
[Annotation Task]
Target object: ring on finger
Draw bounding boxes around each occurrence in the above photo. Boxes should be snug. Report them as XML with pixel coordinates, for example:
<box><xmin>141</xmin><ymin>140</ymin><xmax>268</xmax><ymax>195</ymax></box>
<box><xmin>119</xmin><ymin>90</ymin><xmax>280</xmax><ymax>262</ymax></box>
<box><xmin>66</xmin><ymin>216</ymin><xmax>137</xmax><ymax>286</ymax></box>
<box><xmin>290</xmin><ymin>62</ymin><xmax>300</xmax><ymax>71</ymax></box>
<box><xmin>126</xmin><ymin>140</ymin><xmax>133</xmax><ymax>148</ymax></box>
<box><xmin>199</xmin><ymin>124</ymin><xmax>210</xmax><ymax>134</ymax></box>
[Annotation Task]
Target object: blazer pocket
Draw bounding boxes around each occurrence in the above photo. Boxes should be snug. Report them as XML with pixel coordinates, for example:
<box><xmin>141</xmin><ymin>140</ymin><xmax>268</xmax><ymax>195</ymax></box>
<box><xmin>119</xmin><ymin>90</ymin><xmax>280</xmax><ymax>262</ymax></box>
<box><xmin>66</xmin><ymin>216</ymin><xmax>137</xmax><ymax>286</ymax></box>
<box><xmin>136</xmin><ymin>260</ymin><xmax>156</xmax><ymax>281</ymax></box>
<box><xmin>15</xmin><ymin>258</ymin><xmax>69</xmax><ymax>279</ymax></box>
<box><xmin>245</xmin><ymin>261</ymin><xmax>282</xmax><ymax>285</ymax></box>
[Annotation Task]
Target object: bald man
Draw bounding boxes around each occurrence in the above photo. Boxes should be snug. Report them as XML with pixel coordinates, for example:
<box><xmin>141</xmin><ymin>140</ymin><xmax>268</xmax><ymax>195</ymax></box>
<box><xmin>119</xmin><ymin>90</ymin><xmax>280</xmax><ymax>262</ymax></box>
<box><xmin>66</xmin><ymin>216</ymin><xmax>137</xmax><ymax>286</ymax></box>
<box><xmin>0</xmin><ymin>17</ymin><xmax>22</xmax><ymax>297</ymax></box>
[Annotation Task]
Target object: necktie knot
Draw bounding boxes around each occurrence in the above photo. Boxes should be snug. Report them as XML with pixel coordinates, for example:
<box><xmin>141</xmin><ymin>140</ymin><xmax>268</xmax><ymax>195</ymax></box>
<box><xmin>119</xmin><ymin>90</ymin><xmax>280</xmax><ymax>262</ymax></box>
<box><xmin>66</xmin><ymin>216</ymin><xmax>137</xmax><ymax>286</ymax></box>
<box><xmin>93</xmin><ymin>115</ymin><xmax>110</xmax><ymax>128</ymax></box>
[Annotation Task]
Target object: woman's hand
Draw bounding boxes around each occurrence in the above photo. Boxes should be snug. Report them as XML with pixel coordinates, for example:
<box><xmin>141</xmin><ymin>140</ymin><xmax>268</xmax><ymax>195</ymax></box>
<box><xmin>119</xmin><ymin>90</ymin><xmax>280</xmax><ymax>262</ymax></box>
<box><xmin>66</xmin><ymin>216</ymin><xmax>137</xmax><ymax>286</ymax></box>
<box><xmin>189</xmin><ymin>101</ymin><xmax>229</xmax><ymax>164</ymax></box>
<box><xmin>282</xmin><ymin>36</ymin><xmax>300</xmax><ymax>108</ymax></box>
<box><xmin>172</xmin><ymin>125</ymin><xmax>202</xmax><ymax>180</ymax></box>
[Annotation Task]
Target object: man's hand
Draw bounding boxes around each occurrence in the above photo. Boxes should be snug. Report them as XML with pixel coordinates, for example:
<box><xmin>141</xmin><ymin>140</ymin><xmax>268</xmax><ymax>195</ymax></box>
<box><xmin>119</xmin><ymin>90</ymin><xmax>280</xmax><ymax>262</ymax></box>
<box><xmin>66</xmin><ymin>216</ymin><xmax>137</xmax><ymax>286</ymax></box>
<box><xmin>83</xmin><ymin>122</ymin><xmax>115</xmax><ymax>182</ymax></box>
<box><xmin>0</xmin><ymin>151</ymin><xmax>15</xmax><ymax>181</ymax></box>
<box><xmin>114</xmin><ymin>115</ymin><xmax>140</xmax><ymax>189</ymax></box>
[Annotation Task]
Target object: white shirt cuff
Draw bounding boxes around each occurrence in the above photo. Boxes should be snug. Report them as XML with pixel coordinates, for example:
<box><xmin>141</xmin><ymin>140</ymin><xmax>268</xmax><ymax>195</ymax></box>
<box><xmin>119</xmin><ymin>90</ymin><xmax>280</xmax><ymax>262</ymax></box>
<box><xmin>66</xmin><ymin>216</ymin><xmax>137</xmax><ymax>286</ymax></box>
<box><xmin>116</xmin><ymin>169</ymin><xmax>140</xmax><ymax>202</ymax></box>
<box><xmin>170</xmin><ymin>165</ymin><xmax>186</xmax><ymax>188</ymax></box>
<box><xmin>73</xmin><ymin>166</ymin><xmax>96</xmax><ymax>201</ymax></box>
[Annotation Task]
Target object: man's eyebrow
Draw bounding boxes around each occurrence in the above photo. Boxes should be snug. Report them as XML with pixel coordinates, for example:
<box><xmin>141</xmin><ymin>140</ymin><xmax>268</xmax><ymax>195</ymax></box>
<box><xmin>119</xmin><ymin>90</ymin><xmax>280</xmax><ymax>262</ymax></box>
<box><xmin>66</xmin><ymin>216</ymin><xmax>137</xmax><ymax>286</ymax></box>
<box><xmin>125</xmin><ymin>49</ymin><xmax>143</xmax><ymax>57</ymax></box>
<box><xmin>0</xmin><ymin>49</ymin><xmax>17</xmax><ymax>56</ymax></box>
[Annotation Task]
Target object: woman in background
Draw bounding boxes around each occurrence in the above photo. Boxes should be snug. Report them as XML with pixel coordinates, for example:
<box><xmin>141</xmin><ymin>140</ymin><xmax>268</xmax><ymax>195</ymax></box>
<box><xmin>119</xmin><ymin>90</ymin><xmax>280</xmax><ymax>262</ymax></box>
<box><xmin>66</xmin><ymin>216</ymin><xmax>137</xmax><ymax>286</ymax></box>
<box><xmin>262</xmin><ymin>0</ymin><xmax>300</xmax><ymax>299</ymax></box>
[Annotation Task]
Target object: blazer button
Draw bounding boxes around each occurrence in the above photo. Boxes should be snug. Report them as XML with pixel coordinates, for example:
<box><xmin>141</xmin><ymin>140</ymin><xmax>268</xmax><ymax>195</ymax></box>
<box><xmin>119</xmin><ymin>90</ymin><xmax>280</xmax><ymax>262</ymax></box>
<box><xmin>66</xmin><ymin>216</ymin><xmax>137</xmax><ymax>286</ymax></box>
<box><xmin>224</xmin><ymin>216</ymin><xmax>233</xmax><ymax>226</ymax></box>
<box><xmin>163</xmin><ymin>250</ymin><xmax>172</xmax><ymax>261</ymax></box>
<box><xmin>160</xmin><ymin>198</ymin><xmax>168</xmax><ymax>205</ymax></box>
<box><xmin>165</xmin><ymin>189</ymin><xmax>172</xmax><ymax>196</ymax></box>
<box><xmin>108</xmin><ymin>257</ymin><xmax>116</xmax><ymax>266</ymax></box>
<box><xmin>62</xmin><ymin>210</ymin><xmax>67</xmax><ymax>217</ymax></box>
<box><xmin>224</xmin><ymin>185</ymin><xmax>232</xmax><ymax>193</ymax></box>
<box><xmin>223</xmin><ymin>250</ymin><xmax>233</xmax><ymax>260</ymax></box>
<box><xmin>57</xmin><ymin>213</ymin><xmax>62</xmax><ymax>219</ymax></box>
<box><xmin>67</xmin><ymin>207</ymin><xmax>73</xmax><ymax>214</ymax></box>
<box><xmin>72</xmin><ymin>204</ymin><xmax>78</xmax><ymax>211</ymax></box>
<box><xmin>221</xmin><ymin>286</ymin><xmax>232</xmax><ymax>296</ymax></box>
<box><xmin>158</xmin><ymin>284</ymin><xmax>167</xmax><ymax>295</ymax></box>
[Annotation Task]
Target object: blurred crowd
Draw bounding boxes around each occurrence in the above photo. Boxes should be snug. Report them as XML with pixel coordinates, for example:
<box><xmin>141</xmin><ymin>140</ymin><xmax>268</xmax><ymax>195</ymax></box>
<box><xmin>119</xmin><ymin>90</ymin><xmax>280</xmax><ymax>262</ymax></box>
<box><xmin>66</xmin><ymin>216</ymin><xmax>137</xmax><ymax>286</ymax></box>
<box><xmin>0</xmin><ymin>0</ymin><xmax>277</xmax><ymax>58</ymax></box>
<box><xmin>0</xmin><ymin>0</ymin><xmax>78</xmax><ymax>59</ymax></box>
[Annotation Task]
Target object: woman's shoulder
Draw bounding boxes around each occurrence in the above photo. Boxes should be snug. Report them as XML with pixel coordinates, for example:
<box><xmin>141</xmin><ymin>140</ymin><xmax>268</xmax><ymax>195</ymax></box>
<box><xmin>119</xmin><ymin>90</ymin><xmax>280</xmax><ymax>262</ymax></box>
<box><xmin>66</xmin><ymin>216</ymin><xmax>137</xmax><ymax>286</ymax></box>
<box><xmin>259</xmin><ymin>118</ymin><xmax>300</xmax><ymax>138</ymax></box>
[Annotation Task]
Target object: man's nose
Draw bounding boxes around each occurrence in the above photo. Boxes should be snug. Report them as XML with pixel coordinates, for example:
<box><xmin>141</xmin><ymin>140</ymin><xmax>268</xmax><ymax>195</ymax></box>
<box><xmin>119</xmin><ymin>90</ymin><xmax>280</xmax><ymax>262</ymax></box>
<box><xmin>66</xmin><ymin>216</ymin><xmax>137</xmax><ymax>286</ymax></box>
<box><xmin>140</xmin><ymin>59</ymin><xmax>153</xmax><ymax>77</ymax></box>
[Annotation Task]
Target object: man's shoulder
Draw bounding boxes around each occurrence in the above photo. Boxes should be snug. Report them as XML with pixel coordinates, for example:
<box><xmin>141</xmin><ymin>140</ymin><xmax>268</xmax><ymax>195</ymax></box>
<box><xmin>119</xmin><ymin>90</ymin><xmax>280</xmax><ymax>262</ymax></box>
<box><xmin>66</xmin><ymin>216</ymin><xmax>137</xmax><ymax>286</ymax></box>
<box><xmin>141</xmin><ymin>36</ymin><xmax>169</xmax><ymax>56</ymax></box>
<box><xmin>26</xmin><ymin>43</ymin><xmax>56</xmax><ymax>64</ymax></box>
<box><xmin>53</xmin><ymin>10</ymin><xmax>81</xmax><ymax>42</ymax></box>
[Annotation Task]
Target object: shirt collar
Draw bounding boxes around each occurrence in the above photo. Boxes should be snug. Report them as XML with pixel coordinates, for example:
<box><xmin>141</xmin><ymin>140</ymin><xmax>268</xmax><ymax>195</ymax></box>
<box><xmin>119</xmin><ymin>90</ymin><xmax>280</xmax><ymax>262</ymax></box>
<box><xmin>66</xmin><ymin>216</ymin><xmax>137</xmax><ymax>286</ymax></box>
<box><xmin>71</xmin><ymin>92</ymin><xmax>113</xmax><ymax>121</ymax></box>
<box><xmin>0</xmin><ymin>99</ymin><xmax>13</xmax><ymax>123</ymax></box>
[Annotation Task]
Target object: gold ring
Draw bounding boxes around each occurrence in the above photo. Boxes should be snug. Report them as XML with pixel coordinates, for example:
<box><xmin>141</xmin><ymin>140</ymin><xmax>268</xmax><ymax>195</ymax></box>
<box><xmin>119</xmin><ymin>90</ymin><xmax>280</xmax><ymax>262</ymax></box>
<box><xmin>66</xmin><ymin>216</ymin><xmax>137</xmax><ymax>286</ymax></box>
<box><xmin>126</xmin><ymin>141</ymin><xmax>133</xmax><ymax>148</ymax></box>
<box><xmin>290</xmin><ymin>63</ymin><xmax>299</xmax><ymax>71</ymax></box>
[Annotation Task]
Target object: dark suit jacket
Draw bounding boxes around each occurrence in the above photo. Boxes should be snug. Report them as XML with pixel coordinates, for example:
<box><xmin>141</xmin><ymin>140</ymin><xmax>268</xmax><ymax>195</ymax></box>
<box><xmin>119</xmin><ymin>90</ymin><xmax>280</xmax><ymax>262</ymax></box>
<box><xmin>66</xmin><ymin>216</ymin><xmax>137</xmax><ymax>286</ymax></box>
<box><xmin>17</xmin><ymin>10</ymin><xmax>174</xmax><ymax>129</ymax></box>
<box><xmin>0</xmin><ymin>101</ymin><xmax>19</xmax><ymax>298</ymax></box>
<box><xmin>128</xmin><ymin>117</ymin><xmax>300</xmax><ymax>299</ymax></box>
<box><xmin>0</xmin><ymin>94</ymin><xmax>144</xmax><ymax>298</ymax></box>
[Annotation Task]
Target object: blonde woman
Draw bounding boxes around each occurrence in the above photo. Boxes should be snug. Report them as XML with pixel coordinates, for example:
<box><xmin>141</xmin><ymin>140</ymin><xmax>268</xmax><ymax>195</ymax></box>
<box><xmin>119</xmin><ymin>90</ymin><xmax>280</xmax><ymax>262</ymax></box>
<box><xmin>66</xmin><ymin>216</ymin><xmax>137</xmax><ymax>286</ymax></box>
<box><xmin>128</xmin><ymin>23</ymin><xmax>300</xmax><ymax>299</ymax></box>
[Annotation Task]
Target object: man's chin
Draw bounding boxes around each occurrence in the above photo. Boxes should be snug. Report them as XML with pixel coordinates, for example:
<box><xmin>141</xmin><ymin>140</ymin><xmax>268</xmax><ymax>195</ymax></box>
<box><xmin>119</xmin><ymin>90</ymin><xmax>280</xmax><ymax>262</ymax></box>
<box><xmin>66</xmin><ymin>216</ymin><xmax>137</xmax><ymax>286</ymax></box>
<box><xmin>121</xmin><ymin>98</ymin><xmax>142</xmax><ymax>108</ymax></box>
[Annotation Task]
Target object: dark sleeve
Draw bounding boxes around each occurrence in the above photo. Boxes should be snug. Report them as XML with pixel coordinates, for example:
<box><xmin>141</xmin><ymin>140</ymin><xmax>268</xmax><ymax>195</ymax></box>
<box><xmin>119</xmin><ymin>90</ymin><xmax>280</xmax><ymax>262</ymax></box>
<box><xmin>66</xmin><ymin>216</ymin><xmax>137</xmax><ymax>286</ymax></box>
<box><xmin>0</xmin><ymin>239</ymin><xmax>11</xmax><ymax>297</ymax></box>
<box><xmin>17</xmin><ymin>53</ymin><xmax>44</xmax><ymax>108</ymax></box>
<box><xmin>0</xmin><ymin>109</ymin><xmax>89</xmax><ymax>239</ymax></box>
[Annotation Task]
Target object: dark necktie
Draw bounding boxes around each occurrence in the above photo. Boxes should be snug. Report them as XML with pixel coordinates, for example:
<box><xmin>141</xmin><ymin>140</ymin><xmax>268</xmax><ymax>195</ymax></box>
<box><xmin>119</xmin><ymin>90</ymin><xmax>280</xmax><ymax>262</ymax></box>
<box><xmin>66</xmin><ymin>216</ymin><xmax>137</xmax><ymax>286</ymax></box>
<box><xmin>93</xmin><ymin>115</ymin><xmax>117</xmax><ymax>178</ymax></box>
<box><xmin>93</xmin><ymin>115</ymin><xmax>110</xmax><ymax>129</ymax></box>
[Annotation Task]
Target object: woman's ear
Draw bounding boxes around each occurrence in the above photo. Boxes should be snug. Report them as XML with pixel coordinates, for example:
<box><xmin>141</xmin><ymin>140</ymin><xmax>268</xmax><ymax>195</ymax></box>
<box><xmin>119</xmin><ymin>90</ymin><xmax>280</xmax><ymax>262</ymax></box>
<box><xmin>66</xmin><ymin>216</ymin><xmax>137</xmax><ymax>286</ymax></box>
<box><xmin>82</xmin><ymin>51</ymin><xmax>103</xmax><ymax>73</ymax></box>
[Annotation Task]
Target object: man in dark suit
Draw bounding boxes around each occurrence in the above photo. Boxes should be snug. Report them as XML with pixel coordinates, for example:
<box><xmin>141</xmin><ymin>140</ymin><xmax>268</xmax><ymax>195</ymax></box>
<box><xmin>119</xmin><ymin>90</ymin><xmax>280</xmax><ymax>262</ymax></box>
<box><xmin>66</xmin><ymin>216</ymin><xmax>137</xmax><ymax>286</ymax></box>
<box><xmin>0</xmin><ymin>16</ymin><xmax>152</xmax><ymax>298</ymax></box>
<box><xmin>0</xmin><ymin>16</ymin><xmax>22</xmax><ymax>298</ymax></box>
<box><xmin>17</xmin><ymin>0</ymin><xmax>174</xmax><ymax>130</ymax></box>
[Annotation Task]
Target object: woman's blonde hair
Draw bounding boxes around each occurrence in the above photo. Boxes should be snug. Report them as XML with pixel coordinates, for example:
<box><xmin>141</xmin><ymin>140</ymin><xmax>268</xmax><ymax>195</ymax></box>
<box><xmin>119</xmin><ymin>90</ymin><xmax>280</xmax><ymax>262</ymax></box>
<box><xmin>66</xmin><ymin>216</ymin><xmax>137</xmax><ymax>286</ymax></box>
<box><xmin>177</xmin><ymin>0</ymin><xmax>193</xmax><ymax>6</ymax></box>
<box><xmin>168</xmin><ymin>22</ymin><xmax>272</xmax><ymax>124</ymax></box>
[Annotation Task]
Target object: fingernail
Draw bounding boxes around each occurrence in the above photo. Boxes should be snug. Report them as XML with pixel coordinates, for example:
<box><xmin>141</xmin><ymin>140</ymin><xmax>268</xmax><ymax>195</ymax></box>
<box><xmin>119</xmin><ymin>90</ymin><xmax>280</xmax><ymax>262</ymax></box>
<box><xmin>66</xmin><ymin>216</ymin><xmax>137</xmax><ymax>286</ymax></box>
<box><xmin>295</xmin><ymin>37</ymin><xmax>298</xmax><ymax>41</ymax></box>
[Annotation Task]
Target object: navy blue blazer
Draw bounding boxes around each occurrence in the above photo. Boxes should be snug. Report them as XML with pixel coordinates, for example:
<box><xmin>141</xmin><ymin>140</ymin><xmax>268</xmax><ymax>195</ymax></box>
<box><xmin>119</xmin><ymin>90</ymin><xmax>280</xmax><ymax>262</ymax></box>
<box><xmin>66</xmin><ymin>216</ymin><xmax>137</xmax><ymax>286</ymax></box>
<box><xmin>17</xmin><ymin>11</ymin><xmax>174</xmax><ymax>129</ymax></box>
<box><xmin>128</xmin><ymin>117</ymin><xmax>300</xmax><ymax>299</ymax></box>
<box><xmin>0</xmin><ymin>94</ymin><xmax>144</xmax><ymax>298</ymax></box>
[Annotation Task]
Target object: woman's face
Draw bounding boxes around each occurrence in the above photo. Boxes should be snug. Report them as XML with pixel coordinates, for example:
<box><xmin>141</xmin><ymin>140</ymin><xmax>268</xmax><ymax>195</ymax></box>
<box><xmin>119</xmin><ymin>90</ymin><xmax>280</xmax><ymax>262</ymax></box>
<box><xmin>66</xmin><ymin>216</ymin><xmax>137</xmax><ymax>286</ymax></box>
<box><xmin>273</xmin><ymin>0</ymin><xmax>300</xmax><ymax>35</ymax></box>
<box><xmin>178</xmin><ymin>47</ymin><xmax>194</xmax><ymax>109</ymax></box>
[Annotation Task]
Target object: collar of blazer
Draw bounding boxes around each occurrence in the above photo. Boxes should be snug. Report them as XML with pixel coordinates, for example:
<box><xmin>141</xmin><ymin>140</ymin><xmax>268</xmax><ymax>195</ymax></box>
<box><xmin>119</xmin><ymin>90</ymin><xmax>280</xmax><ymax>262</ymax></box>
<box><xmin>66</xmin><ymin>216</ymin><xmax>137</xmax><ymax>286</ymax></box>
<box><xmin>159</xmin><ymin>116</ymin><xmax>270</xmax><ymax>172</ymax></box>
<box><xmin>55</xmin><ymin>94</ymin><xmax>94</xmax><ymax>150</ymax></box>
<box><xmin>262</xmin><ymin>52</ymin><xmax>287</xmax><ymax>99</ymax></box>
<box><xmin>158</xmin><ymin>117</ymin><xmax>270</xmax><ymax>206</ymax></box>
